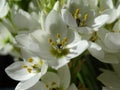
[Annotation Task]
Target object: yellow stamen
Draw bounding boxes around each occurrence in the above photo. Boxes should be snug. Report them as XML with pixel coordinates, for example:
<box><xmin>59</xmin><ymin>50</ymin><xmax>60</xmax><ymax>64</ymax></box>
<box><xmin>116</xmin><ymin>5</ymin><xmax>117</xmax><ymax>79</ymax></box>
<box><xmin>74</xmin><ymin>9</ymin><xmax>80</xmax><ymax>19</ymax></box>
<box><xmin>33</xmin><ymin>64</ymin><xmax>37</xmax><ymax>68</ymax></box>
<box><xmin>51</xmin><ymin>81</ymin><xmax>57</xmax><ymax>86</ymax></box>
<box><xmin>63</xmin><ymin>37</ymin><xmax>68</xmax><ymax>42</ymax></box>
<box><xmin>48</xmin><ymin>38</ymin><xmax>53</xmax><ymax>43</ymax></box>
<box><xmin>22</xmin><ymin>65</ymin><xmax>28</xmax><ymax>68</ymax></box>
<box><xmin>39</xmin><ymin>60</ymin><xmax>43</xmax><ymax>66</ymax></box>
<box><xmin>56</xmin><ymin>33</ymin><xmax>61</xmax><ymax>38</ymax></box>
<box><xmin>27</xmin><ymin>68</ymin><xmax>32</xmax><ymax>73</ymax></box>
<box><xmin>83</xmin><ymin>13</ymin><xmax>88</xmax><ymax>21</ymax></box>
<box><xmin>27</xmin><ymin>58</ymin><xmax>33</xmax><ymax>63</ymax></box>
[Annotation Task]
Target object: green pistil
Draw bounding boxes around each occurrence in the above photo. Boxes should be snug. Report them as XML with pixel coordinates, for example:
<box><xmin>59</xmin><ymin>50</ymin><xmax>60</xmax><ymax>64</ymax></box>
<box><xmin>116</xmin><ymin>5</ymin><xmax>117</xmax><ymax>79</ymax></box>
<box><xmin>50</xmin><ymin>47</ymin><xmax>69</xmax><ymax>58</ymax></box>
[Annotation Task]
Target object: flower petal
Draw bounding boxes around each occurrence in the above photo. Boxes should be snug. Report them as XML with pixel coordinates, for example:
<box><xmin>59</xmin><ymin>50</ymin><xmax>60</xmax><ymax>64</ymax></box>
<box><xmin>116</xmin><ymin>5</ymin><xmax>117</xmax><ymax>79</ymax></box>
<box><xmin>45</xmin><ymin>10</ymin><xmax>67</xmax><ymax>38</ymax></box>
<box><xmin>93</xmin><ymin>14</ymin><xmax>109</xmax><ymax>29</ymax></box>
<box><xmin>88</xmin><ymin>42</ymin><xmax>105</xmax><ymax>61</ymax></box>
<box><xmin>11</xmin><ymin>8</ymin><xmax>40</xmax><ymax>30</ymax></box>
<box><xmin>0</xmin><ymin>1</ymin><xmax>9</xmax><ymax>18</ymax></box>
<box><xmin>58</xmin><ymin>65</ymin><xmax>70</xmax><ymax>89</ymax></box>
<box><xmin>5</xmin><ymin>61</ymin><xmax>36</xmax><ymax>81</ymax></box>
<box><xmin>15</xmin><ymin>73</ymin><xmax>42</xmax><ymax>90</ymax></box>
<box><xmin>104</xmin><ymin>33</ymin><xmax>120</xmax><ymax>50</ymax></box>
<box><xmin>100</xmin><ymin>0</ymin><xmax>114</xmax><ymax>10</ymax></box>
<box><xmin>98</xmin><ymin>70</ymin><xmax>120</xmax><ymax>88</ymax></box>
<box><xmin>16</xmin><ymin>33</ymin><xmax>41</xmax><ymax>57</ymax></box>
<box><xmin>41</xmin><ymin>72</ymin><xmax>60</xmax><ymax>88</ymax></box>
<box><xmin>61</xmin><ymin>9</ymin><xmax>77</xmax><ymax>27</ymax></box>
<box><xmin>67</xmin><ymin>83</ymin><xmax>78</xmax><ymax>90</ymax></box>
<box><xmin>29</xmin><ymin>82</ymin><xmax>47</xmax><ymax>90</ymax></box>
<box><xmin>67</xmin><ymin>40</ymin><xmax>88</xmax><ymax>59</ymax></box>
<box><xmin>31</xmin><ymin>30</ymin><xmax>56</xmax><ymax>60</ymax></box>
<box><xmin>102</xmin><ymin>9</ymin><xmax>119</xmax><ymax>24</ymax></box>
<box><xmin>113</xmin><ymin>20</ymin><xmax>120</xmax><ymax>32</ymax></box>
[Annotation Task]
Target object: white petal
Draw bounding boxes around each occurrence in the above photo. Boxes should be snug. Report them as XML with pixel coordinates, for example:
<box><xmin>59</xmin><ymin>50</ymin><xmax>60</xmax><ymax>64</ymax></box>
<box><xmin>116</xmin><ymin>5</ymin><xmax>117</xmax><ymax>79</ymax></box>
<box><xmin>102</xmin><ymin>9</ymin><xmax>119</xmax><ymax>24</ymax></box>
<box><xmin>102</xmin><ymin>87</ymin><xmax>120</xmax><ymax>90</ymax></box>
<box><xmin>5</xmin><ymin>61</ymin><xmax>36</xmax><ymax>81</ymax></box>
<box><xmin>100</xmin><ymin>0</ymin><xmax>114</xmax><ymax>10</ymax></box>
<box><xmin>67</xmin><ymin>40</ymin><xmax>88</xmax><ymax>59</ymax></box>
<box><xmin>16</xmin><ymin>33</ymin><xmax>41</xmax><ymax>57</ymax></box>
<box><xmin>113</xmin><ymin>20</ymin><xmax>120</xmax><ymax>32</ymax></box>
<box><xmin>117</xmin><ymin>4</ymin><xmax>120</xmax><ymax>17</ymax></box>
<box><xmin>45</xmin><ymin>10</ymin><xmax>67</xmax><ymax>37</ymax></box>
<box><xmin>0</xmin><ymin>2</ymin><xmax>9</xmax><ymax>18</ymax></box>
<box><xmin>31</xmin><ymin>30</ymin><xmax>55</xmax><ymax>60</ymax></box>
<box><xmin>112</xmin><ymin>63</ymin><xmax>120</xmax><ymax>77</ymax></box>
<box><xmin>15</xmin><ymin>73</ymin><xmax>42</xmax><ymax>90</ymax></box>
<box><xmin>29</xmin><ymin>81</ymin><xmax>47</xmax><ymax>90</ymax></box>
<box><xmin>67</xmin><ymin>83</ymin><xmax>78</xmax><ymax>90</ymax></box>
<box><xmin>53</xmin><ymin>1</ymin><xmax>60</xmax><ymax>12</ymax></box>
<box><xmin>104</xmin><ymin>33</ymin><xmax>120</xmax><ymax>50</ymax></box>
<box><xmin>0</xmin><ymin>0</ymin><xmax>5</xmax><ymax>10</ymax></box>
<box><xmin>41</xmin><ymin>72</ymin><xmax>60</xmax><ymax>87</ymax></box>
<box><xmin>67</xmin><ymin>29</ymin><xmax>75</xmax><ymax>44</ymax></box>
<box><xmin>103</xmin><ymin>53</ymin><xmax>119</xmax><ymax>64</ymax></box>
<box><xmin>93</xmin><ymin>14</ymin><xmax>109</xmax><ymax>29</ymax></box>
<box><xmin>49</xmin><ymin>57</ymin><xmax>69</xmax><ymax>70</ymax></box>
<box><xmin>98</xmin><ymin>70</ymin><xmax>120</xmax><ymax>88</ymax></box>
<box><xmin>97</xmin><ymin>28</ymin><xmax>109</xmax><ymax>41</ymax></box>
<box><xmin>11</xmin><ymin>9</ymin><xmax>40</xmax><ymax>30</ymax></box>
<box><xmin>61</xmin><ymin>9</ymin><xmax>77</xmax><ymax>27</ymax></box>
<box><xmin>0</xmin><ymin>43</ymin><xmax>13</xmax><ymax>55</ymax></box>
<box><xmin>88</xmin><ymin>42</ymin><xmax>105</xmax><ymax>61</ymax></box>
<box><xmin>58</xmin><ymin>65</ymin><xmax>70</xmax><ymax>89</ymax></box>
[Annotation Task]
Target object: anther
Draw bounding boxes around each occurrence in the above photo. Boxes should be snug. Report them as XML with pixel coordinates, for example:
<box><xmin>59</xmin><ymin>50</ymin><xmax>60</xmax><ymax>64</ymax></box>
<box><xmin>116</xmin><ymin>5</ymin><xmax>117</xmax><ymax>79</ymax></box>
<box><xmin>22</xmin><ymin>65</ymin><xmax>28</xmax><ymax>68</ymax></box>
<box><xmin>83</xmin><ymin>13</ymin><xmax>88</xmax><ymax>21</ymax></box>
<box><xmin>56</xmin><ymin>33</ymin><xmax>61</xmax><ymax>38</ymax></box>
<box><xmin>48</xmin><ymin>38</ymin><xmax>53</xmax><ymax>43</ymax></box>
<box><xmin>27</xmin><ymin>68</ymin><xmax>32</xmax><ymax>73</ymax></box>
<box><xmin>74</xmin><ymin>9</ymin><xmax>80</xmax><ymax>19</ymax></box>
<box><xmin>63</xmin><ymin>37</ymin><xmax>68</xmax><ymax>42</ymax></box>
<box><xmin>27</xmin><ymin>58</ymin><xmax>33</xmax><ymax>63</ymax></box>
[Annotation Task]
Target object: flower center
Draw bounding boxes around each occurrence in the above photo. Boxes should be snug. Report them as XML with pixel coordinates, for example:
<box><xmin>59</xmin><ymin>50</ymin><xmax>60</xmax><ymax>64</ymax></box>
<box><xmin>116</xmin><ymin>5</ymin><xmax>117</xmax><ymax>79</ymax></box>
<box><xmin>46</xmin><ymin>81</ymin><xmax>60</xmax><ymax>90</ymax></box>
<box><xmin>22</xmin><ymin>58</ymin><xmax>43</xmax><ymax>73</ymax></box>
<box><xmin>48</xmin><ymin>33</ymin><xmax>69</xmax><ymax>58</ymax></box>
<box><xmin>73</xmin><ymin>8</ymin><xmax>88</xmax><ymax>27</ymax></box>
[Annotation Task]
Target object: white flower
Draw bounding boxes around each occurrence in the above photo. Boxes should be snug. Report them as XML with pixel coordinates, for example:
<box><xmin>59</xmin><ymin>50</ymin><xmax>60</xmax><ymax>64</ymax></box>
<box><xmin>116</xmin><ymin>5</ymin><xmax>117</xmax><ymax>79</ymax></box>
<box><xmin>16</xmin><ymin>10</ymin><xmax>88</xmax><ymax>69</ymax></box>
<box><xmin>99</xmin><ymin>62</ymin><xmax>120</xmax><ymax>90</ymax></box>
<box><xmin>98</xmin><ymin>63</ymin><xmax>120</xmax><ymax>90</ymax></box>
<box><xmin>62</xmin><ymin>0</ymin><xmax>96</xmax><ymax>29</ymax></box>
<box><xmin>3</xmin><ymin>5</ymin><xmax>41</xmax><ymax>34</ymax></box>
<box><xmin>29</xmin><ymin>65</ymin><xmax>78</xmax><ymax>90</ymax></box>
<box><xmin>0</xmin><ymin>22</ymin><xmax>16</xmax><ymax>55</ymax></box>
<box><xmin>99</xmin><ymin>0</ymin><xmax>120</xmax><ymax>24</ymax></box>
<box><xmin>61</xmin><ymin>0</ymin><xmax>109</xmax><ymax>39</ymax></box>
<box><xmin>88</xmin><ymin>20</ymin><xmax>120</xmax><ymax>64</ymax></box>
<box><xmin>0</xmin><ymin>0</ymin><xmax>9</xmax><ymax>18</ymax></box>
<box><xmin>5</xmin><ymin>57</ymin><xmax>48</xmax><ymax>90</ymax></box>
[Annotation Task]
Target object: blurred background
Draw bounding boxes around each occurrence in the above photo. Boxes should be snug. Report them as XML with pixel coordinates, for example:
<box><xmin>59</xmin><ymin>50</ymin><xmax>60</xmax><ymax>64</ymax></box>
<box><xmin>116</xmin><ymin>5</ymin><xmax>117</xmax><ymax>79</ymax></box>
<box><xmin>0</xmin><ymin>55</ymin><xmax>18</xmax><ymax>90</ymax></box>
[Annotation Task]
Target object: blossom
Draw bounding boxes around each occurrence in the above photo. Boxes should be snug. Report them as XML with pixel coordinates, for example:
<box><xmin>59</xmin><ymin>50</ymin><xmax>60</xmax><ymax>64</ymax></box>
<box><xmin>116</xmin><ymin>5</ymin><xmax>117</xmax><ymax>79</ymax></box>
<box><xmin>16</xmin><ymin>9</ymin><xmax>88</xmax><ymax>69</ymax></box>
<box><xmin>0</xmin><ymin>0</ymin><xmax>9</xmax><ymax>18</ymax></box>
<box><xmin>5</xmin><ymin>57</ymin><xmax>48</xmax><ymax>90</ymax></box>
<box><xmin>98</xmin><ymin>0</ymin><xmax>120</xmax><ymax>24</ymax></box>
<box><xmin>3</xmin><ymin>5</ymin><xmax>41</xmax><ymax>34</ymax></box>
<box><xmin>62</xmin><ymin>0</ymin><xmax>96</xmax><ymax>29</ymax></box>
<box><xmin>0</xmin><ymin>22</ymin><xmax>16</xmax><ymax>55</ymax></box>
<box><xmin>29</xmin><ymin>65</ymin><xmax>78</xmax><ymax>90</ymax></box>
<box><xmin>88</xmin><ymin>19</ymin><xmax>120</xmax><ymax>64</ymax></box>
<box><xmin>61</xmin><ymin>0</ymin><xmax>109</xmax><ymax>40</ymax></box>
<box><xmin>98</xmin><ymin>63</ymin><xmax>120</xmax><ymax>90</ymax></box>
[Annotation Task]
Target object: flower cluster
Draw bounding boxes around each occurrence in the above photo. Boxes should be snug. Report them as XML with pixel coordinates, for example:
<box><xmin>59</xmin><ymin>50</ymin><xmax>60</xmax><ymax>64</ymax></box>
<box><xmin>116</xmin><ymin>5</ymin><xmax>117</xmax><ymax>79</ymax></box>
<box><xmin>0</xmin><ymin>0</ymin><xmax>120</xmax><ymax>90</ymax></box>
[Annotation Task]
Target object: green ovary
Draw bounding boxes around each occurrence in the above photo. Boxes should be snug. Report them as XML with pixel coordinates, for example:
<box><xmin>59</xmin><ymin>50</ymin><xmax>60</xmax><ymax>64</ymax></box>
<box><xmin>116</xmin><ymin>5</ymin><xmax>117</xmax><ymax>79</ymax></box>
<box><xmin>50</xmin><ymin>47</ymin><xmax>69</xmax><ymax>58</ymax></box>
